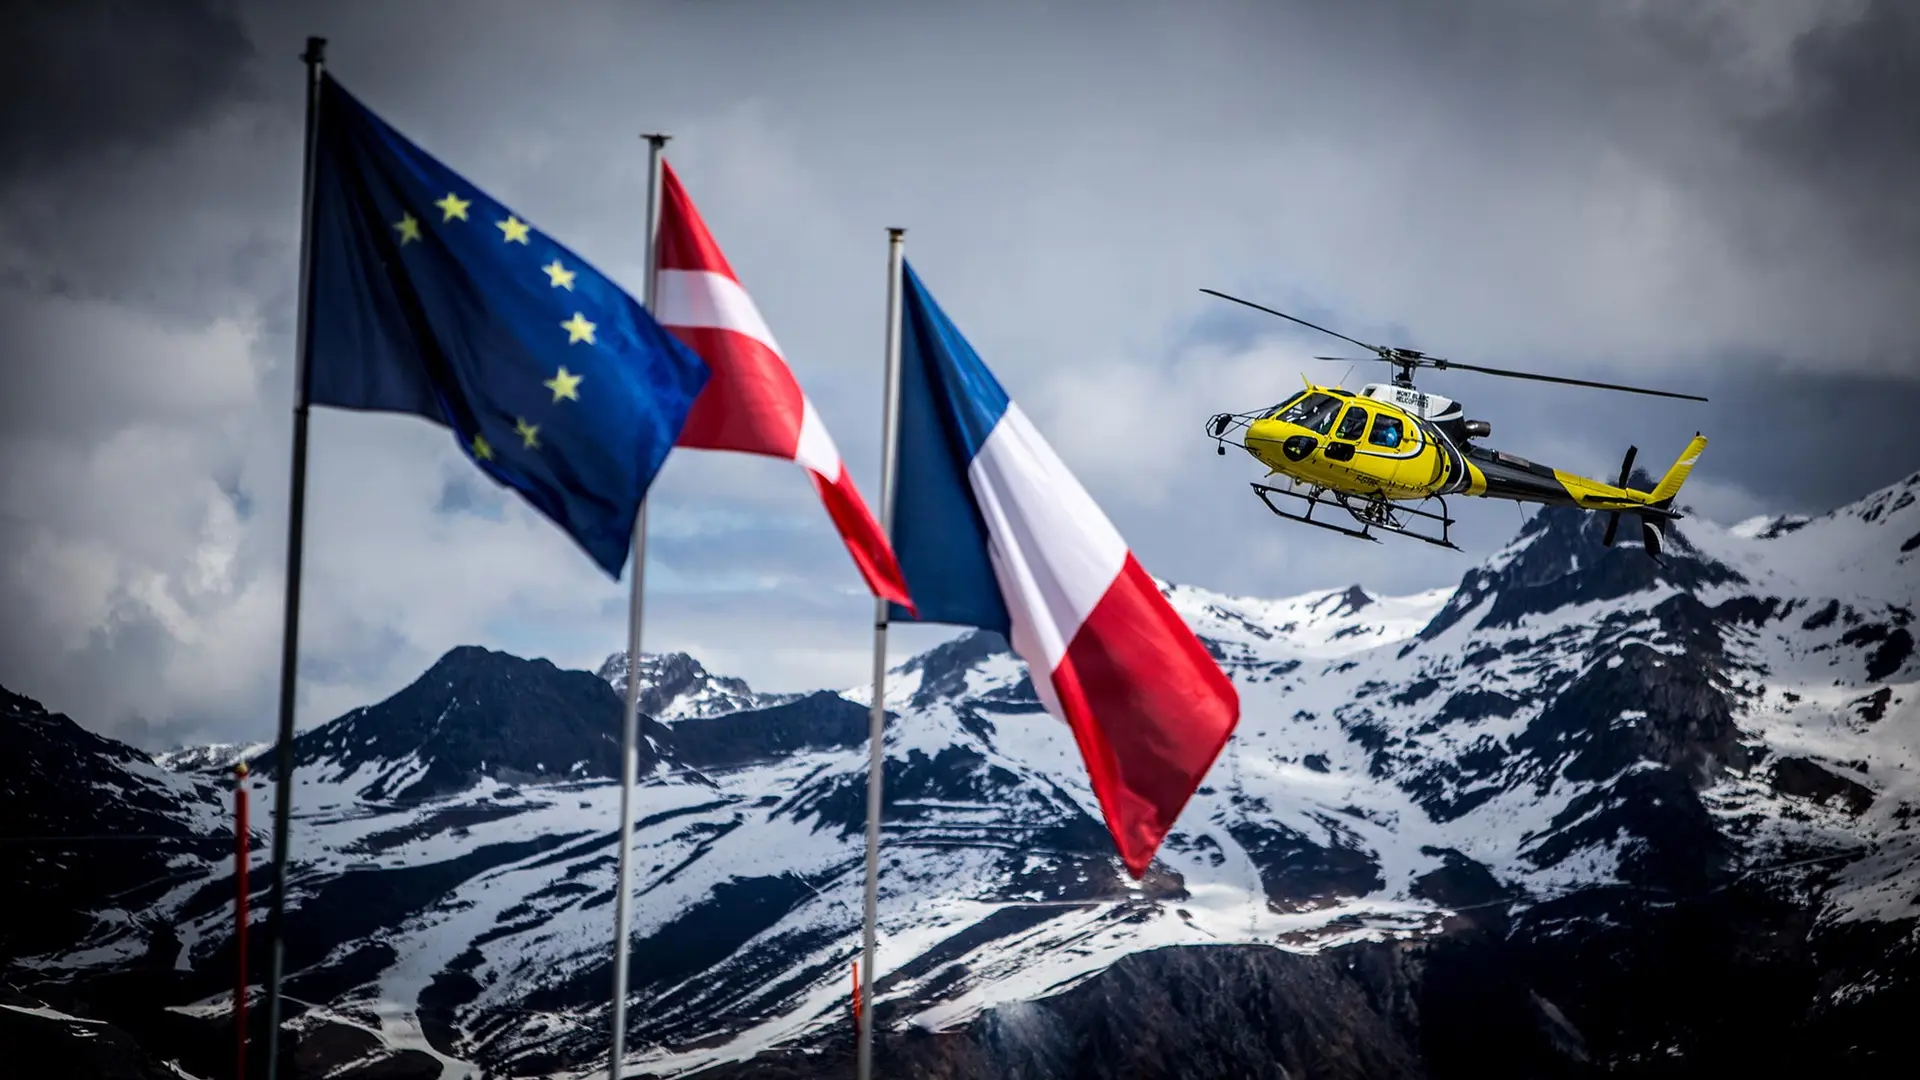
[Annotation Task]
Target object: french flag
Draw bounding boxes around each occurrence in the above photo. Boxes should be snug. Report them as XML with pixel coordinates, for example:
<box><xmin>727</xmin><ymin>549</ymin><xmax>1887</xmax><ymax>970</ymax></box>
<box><xmin>889</xmin><ymin>262</ymin><xmax>1239</xmax><ymax>878</ymax></box>
<box><xmin>652</xmin><ymin>163</ymin><xmax>913</xmax><ymax>610</ymax></box>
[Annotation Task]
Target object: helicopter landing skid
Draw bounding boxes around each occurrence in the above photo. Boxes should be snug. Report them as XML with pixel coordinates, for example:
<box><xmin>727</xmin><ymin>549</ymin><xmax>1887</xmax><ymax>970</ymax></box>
<box><xmin>1250</xmin><ymin>482</ymin><xmax>1462</xmax><ymax>551</ymax></box>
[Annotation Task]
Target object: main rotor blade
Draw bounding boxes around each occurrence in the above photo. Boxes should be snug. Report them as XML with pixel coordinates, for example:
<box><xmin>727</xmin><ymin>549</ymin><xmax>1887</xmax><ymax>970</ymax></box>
<box><xmin>1200</xmin><ymin>289</ymin><xmax>1384</xmax><ymax>355</ymax></box>
<box><xmin>1312</xmin><ymin>355</ymin><xmax>1390</xmax><ymax>364</ymax></box>
<box><xmin>1436</xmin><ymin>359</ymin><xmax>1708</xmax><ymax>402</ymax></box>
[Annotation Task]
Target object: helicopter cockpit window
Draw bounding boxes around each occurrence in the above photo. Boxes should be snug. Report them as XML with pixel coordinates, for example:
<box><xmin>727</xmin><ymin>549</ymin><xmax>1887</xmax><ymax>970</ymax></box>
<box><xmin>1335</xmin><ymin>406</ymin><xmax>1368</xmax><ymax>441</ymax></box>
<box><xmin>1369</xmin><ymin>414</ymin><xmax>1405</xmax><ymax>448</ymax></box>
<box><xmin>1262</xmin><ymin>389</ymin><xmax>1308</xmax><ymax>419</ymax></box>
<box><xmin>1277</xmin><ymin>392</ymin><xmax>1342</xmax><ymax>434</ymax></box>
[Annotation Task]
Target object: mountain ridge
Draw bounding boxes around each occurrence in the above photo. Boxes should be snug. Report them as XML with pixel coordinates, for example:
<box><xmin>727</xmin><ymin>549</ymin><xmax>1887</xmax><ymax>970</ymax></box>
<box><xmin>3</xmin><ymin>469</ymin><xmax>1916</xmax><ymax>1078</ymax></box>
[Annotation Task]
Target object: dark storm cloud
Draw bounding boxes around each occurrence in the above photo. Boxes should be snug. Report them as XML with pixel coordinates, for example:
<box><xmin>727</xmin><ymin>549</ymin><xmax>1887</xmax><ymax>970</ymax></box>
<box><xmin>1502</xmin><ymin>360</ymin><xmax>1920</xmax><ymax>517</ymax></box>
<box><xmin>1749</xmin><ymin>1</ymin><xmax>1920</xmax><ymax>198</ymax></box>
<box><xmin>0</xmin><ymin>0</ymin><xmax>296</xmax><ymax>748</ymax></box>
<box><xmin>1743</xmin><ymin>1</ymin><xmax>1920</xmax><ymax>350</ymax></box>
<box><xmin>0</xmin><ymin>0</ymin><xmax>259</xmax><ymax>182</ymax></box>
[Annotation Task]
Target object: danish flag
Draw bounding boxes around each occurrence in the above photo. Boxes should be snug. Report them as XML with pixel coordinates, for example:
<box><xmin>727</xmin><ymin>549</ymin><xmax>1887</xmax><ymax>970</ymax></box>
<box><xmin>652</xmin><ymin>163</ymin><xmax>913</xmax><ymax>610</ymax></box>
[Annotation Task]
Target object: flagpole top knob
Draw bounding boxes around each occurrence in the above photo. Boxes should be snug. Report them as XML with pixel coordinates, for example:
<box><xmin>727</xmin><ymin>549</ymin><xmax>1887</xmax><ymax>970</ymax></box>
<box><xmin>235</xmin><ymin>761</ymin><xmax>249</xmax><ymax>779</ymax></box>
<box><xmin>641</xmin><ymin>133</ymin><xmax>672</xmax><ymax>145</ymax></box>
<box><xmin>888</xmin><ymin>227</ymin><xmax>906</xmax><ymax>238</ymax></box>
<box><xmin>303</xmin><ymin>37</ymin><xmax>327</xmax><ymax>64</ymax></box>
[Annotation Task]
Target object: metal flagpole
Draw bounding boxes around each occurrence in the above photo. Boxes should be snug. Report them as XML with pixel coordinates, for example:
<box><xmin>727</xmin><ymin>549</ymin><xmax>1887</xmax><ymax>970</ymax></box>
<box><xmin>234</xmin><ymin>762</ymin><xmax>251</xmax><ymax>1080</ymax></box>
<box><xmin>607</xmin><ymin>131</ymin><xmax>670</xmax><ymax>1080</ymax></box>
<box><xmin>857</xmin><ymin>226</ymin><xmax>907</xmax><ymax>1080</ymax></box>
<box><xmin>263</xmin><ymin>35</ymin><xmax>327</xmax><ymax>1080</ymax></box>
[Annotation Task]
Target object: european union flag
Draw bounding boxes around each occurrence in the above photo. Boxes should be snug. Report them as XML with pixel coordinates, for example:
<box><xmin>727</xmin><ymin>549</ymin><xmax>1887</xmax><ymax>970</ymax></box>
<box><xmin>306</xmin><ymin>73</ymin><xmax>709</xmax><ymax>577</ymax></box>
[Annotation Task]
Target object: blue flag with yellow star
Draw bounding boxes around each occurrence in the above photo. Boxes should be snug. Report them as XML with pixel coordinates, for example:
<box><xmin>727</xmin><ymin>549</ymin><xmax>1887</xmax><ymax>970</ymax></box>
<box><xmin>306</xmin><ymin>73</ymin><xmax>709</xmax><ymax>577</ymax></box>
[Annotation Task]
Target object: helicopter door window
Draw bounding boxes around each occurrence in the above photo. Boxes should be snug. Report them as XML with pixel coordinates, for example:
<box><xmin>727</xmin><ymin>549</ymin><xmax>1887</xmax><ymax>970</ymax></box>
<box><xmin>1335</xmin><ymin>406</ymin><xmax>1368</xmax><ymax>441</ymax></box>
<box><xmin>1369</xmin><ymin>414</ymin><xmax>1404</xmax><ymax>448</ymax></box>
<box><xmin>1278</xmin><ymin>392</ymin><xmax>1342</xmax><ymax>434</ymax></box>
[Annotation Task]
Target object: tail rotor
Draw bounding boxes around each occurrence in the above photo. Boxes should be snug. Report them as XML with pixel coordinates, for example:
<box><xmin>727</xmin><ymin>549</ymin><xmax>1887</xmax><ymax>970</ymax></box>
<box><xmin>1601</xmin><ymin>444</ymin><xmax>1637</xmax><ymax>548</ymax></box>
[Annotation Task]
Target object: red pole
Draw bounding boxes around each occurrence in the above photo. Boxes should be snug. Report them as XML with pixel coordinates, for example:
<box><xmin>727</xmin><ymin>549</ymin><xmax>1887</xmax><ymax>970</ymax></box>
<box><xmin>851</xmin><ymin>959</ymin><xmax>861</xmax><ymax>1035</ymax></box>
<box><xmin>235</xmin><ymin>761</ymin><xmax>250</xmax><ymax>1079</ymax></box>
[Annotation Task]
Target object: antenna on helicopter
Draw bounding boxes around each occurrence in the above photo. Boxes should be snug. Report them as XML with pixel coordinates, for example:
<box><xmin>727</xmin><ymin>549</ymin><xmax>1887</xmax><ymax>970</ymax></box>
<box><xmin>1199</xmin><ymin>288</ymin><xmax>1710</xmax><ymax>403</ymax></box>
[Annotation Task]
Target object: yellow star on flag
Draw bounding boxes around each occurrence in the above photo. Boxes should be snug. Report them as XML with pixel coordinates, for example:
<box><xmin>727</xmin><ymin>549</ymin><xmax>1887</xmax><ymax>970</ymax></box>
<box><xmin>435</xmin><ymin>192</ymin><xmax>471</xmax><ymax>222</ymax></box>
<box><xmin>515</xmin><ymin>417</ymin><xmax>541</xmax><ymax>449</ymax></box>
<box><xmin>561</xmin><ymin>312</ymin><xmax>596</xmax><ymax>345</ymax></box>
<box><xmin>497</xmin><ymin>215</ymin><xmax>531</xmax><ymax>244</ymax></box>
<box><xmin>471</xmin><ymin>433</ymin><xmax>494</xmax><ymax>460</ymax></box>
<box><xmin>544</xmin><ymin>366</ymin><xmax>582</xmax><ymax>402</ymax></box>
<box><xmin>394</xmin><ymin>212</ymin><xmax>422</xmax><ymax>245</ymax></box>
<box><xmin>542</xmin><ymin>259</ymin><xmax>576</xmax><ymax>290</ymax></box>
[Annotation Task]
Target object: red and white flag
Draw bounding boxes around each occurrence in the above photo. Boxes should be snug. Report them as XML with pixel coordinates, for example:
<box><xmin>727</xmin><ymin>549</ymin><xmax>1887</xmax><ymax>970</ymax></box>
<box><xmin>652</xmin><ymin>163</ymin><xmax>913</xmax><ymax>610</ymax></box>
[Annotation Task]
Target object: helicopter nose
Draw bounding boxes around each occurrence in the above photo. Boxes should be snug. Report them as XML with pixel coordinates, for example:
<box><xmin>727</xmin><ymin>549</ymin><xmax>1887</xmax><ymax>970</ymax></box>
<box><xmin>1245</xmin><ymin>418</ymin><xmax>1284</xmax><ymax>444</ymax></box>
<box><xmin>1243</xmin><ymin>419</ymin><xmax>1289</xmax><ymax>462</ymax></box>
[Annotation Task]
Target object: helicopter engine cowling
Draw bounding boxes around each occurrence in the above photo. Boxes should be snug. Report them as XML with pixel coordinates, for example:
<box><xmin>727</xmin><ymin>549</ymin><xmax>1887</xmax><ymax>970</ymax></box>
<box><xmin>1464</xmin><ymin>420</ymin><xmax>1491</xmax><ymax>438</ymax></box>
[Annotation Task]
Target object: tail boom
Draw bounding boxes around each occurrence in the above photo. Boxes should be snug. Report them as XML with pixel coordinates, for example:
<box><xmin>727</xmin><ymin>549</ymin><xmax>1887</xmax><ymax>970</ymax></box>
<box><xmin>1463</xmin><ymin>434</ymin><xmax>1707</xmax><ymax>519</ymax></box>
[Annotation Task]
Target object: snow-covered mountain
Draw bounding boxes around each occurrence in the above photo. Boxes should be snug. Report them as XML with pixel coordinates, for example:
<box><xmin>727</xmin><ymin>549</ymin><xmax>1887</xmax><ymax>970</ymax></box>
<box><xmin>4</xmin><ymin>471</ymin><xmax>1917</xmax><ymax>1079</ymax></box>
<box><xmin>152</xmin><ymin>741</ymin><xmax>271</xmax><ymax>775</ymax></box>
<box><xmin>596</xmin><ymin>651</ymin><xmax>800</xmax><ymax>724</ymax></box>
<box><xmin>1</xmin><ymin>687</ymin><xmax>228</xmax><ymax>965</ymax></box>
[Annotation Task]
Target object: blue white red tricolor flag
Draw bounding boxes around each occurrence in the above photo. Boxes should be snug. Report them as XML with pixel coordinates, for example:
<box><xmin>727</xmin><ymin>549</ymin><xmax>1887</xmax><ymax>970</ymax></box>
<box><xmin>887</xmin><ymin>261</ymin><xmax>1239</xmax><ymax>877</ymax></box>
<box><xmin>652</xmin><ymin>164</ymin><xmax>913</xmax><ymax>610</ymax></box>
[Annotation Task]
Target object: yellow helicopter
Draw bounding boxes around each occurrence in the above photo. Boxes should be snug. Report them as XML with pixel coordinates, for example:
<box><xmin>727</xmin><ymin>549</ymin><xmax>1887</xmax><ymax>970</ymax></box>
<box><xmin>1200</xmin><ymin>289</ymin><xmax>1709</xmax><ymax>559</ymax></box>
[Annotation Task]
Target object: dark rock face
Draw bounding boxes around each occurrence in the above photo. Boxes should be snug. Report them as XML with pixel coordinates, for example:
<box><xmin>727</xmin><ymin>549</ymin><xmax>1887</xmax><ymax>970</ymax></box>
<box><xmin>1326</xmin><ymin>583</ymin><xmax>1375</xmax><ymax>616</ymax></box>
<box><xmin>1841</xmin><ymin>623</ymin><xmax>1914</xmax><ymax>682</ymax></box>
<box><xmin>0</xmin><ymin>991</ymin><xmax>186</xmax><ymax>1080</ymax></box>
<box><xmin>1771</xmin><ymin>756</ymin><xmax>1875</xmax><ymax>815</ymax></box>
<box><xmin>668</xmin><ymin>691</ymin><xmax>875</xmax><ymax>770</ymax></box>
<box><xmin>0</xmin><ymin>686</ymin><xmax>225</xmax><ymax>961</ymax></box>
<box><xmin>1522</xmin><ymin>766</ymin><xmax>1730</xmax><ymax>893</ymax></box>
<box><xmin>254</xmin><ymin>645</ymin><xmax>671</xmax><ymax>800</ymax></box>
<box><xmin>289</xmin><ymin>1018</ymin><xmax>442</xmax><ymax>1079</ymax></box>
<box><xmin>673</xmin><ymin>943</ymin><xmax>1435</xmax><ymax>1080</ymax></box>
<box><xmin>1227</xmin><ymin>818</ymin><xmax>1385</xmax><ymax>910</ymax></box>
<box><xmin>1420</xmin><ymin>505</ymin><xmax>1743</xmax><ymax>643</ymax></box>
<box><xmin>1411</xmin><ymin>848</ymin><xmax>1513</xmax><ymax>914</ymax></box>
<box><xmin>670</xmin><ymin>886</ymin><xmax>1916</xmax><ymax>1080</ymax></box>
<box><xmin>1512</xmin><ymin>643</ymin><xmax>1748</xmax><ymax>787</ymax></box>
<box><xmin>1802</xmin><ymin>916</ymin><xmax>1920</xmax><ymax>1077</ymax></box>
<box><xmin>1851</xmin><ymin>688</ymin><xmax>1895</xmax><ymax>725</ymax></box>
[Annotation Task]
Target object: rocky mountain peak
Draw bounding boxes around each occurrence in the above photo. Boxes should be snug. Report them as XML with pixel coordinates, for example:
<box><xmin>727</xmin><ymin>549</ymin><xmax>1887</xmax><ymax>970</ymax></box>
<box><xmin>896</xmin><ymin>629</ymin><xmax>1016</xmax><ymax>707</ymax></box>
<box><xmin>151</xmin><ymin>740</ymin><xmax>268</xmax><ymax>775</ymax></box>
<box><xmin>1844</xmin><ymin>469</ymin><xmax>1920</xmax><ymax>532</ymax></box>
<box><xmin>1419</xmin><ymin>500</ymin><xmax>1745</xmax><ymax>644</ymax></box>
<box><xmin>597</xmin><ymin>649</ymin><xmax>794</xmax><ymax>722</ymax></box>
<box><xmin>255</xmin><ymin>645</ymin><xmax>668</xmax><ymax>801</ymax></box>
<box><xmin>1321</xmin><ymin>583</ymin><xmax>1373</xmax><ymax>617</ymax></box>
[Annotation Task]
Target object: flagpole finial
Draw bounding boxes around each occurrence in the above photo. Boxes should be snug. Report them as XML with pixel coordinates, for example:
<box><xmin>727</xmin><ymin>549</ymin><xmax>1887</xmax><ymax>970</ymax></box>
<box><xmin>888</xmin><ymin>227</ymin><xmax>905</xmax><ymax>238</ymax></box>
<box><xmin>302</xmin><ymin>36</ymin><xmax>326</xmax><ymax>64</ymax></box>
<box><xmin>640</xmin><ymin>133</ymin><xmax>672</xmax><ymax>146</ymax></box>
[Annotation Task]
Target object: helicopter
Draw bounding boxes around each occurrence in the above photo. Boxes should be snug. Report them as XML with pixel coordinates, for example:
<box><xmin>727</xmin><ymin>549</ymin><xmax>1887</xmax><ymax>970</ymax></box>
<box><xmin>1199</xmin><ymin>289</ymin><xmax>1709</xmax><ymax>560</ymax></box>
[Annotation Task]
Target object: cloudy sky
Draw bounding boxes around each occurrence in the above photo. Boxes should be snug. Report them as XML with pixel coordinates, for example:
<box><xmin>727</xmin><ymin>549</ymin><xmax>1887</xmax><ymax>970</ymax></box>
<box><xmin>2</xmin><ymin>0</ymin><xmax>1916</xmax><ymax>749</ymax></box>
